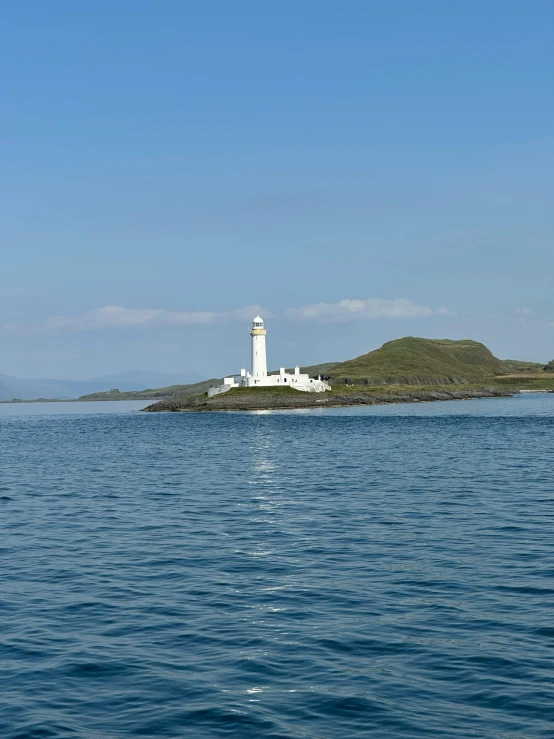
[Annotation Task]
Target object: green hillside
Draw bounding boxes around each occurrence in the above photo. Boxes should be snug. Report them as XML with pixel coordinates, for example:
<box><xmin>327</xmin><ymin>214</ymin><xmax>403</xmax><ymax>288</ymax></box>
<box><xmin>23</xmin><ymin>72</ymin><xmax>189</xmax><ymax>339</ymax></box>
<box><xmin>503</xmin><ymin>359</ymin><xmax>545</xmax><ymax>373</ymax></box>
<box><xmin>326</xmin><ymin>337</ymin><xmax>526</xmax><ymax>385</ymax></box>
<box><xmin>288</xmin><ymin>361</ymin><xmax>338</xmax><ymax>377</ymax></box>
<box><xmin>78</xmin><ymin>378</ymin><xmax>220</xmax><ymax>401</ymax></box>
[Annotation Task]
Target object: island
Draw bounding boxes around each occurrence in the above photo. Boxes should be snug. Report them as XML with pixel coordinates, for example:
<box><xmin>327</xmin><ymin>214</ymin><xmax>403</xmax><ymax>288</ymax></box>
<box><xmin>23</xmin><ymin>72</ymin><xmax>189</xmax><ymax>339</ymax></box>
<box><xmin>142</xmin><ymin>334</ymin><xmax>553</xmax><ymax>413</ymax></box>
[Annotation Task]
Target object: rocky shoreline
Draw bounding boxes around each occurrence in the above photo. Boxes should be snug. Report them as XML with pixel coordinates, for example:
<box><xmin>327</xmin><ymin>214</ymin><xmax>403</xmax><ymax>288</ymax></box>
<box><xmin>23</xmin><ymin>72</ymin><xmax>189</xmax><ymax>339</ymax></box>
<box><xmin>143</xmin><ymin>387</ymin><xmax>515</xmax><ymax>413</ymax></box>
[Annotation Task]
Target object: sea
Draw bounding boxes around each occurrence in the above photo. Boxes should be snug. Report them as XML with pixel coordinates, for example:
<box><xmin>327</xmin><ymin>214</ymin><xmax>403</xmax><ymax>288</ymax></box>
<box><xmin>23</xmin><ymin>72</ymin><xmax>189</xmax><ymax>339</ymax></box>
<box><xmin>1</xmin><ymin>395</ymin><xmax>553</xmax><ymax>738</ymax></box>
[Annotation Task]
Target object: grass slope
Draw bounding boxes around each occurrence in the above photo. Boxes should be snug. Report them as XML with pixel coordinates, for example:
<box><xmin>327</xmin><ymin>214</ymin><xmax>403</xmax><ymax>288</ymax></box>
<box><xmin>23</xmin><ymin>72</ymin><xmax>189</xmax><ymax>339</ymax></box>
<box><xmin>327</xmin><ymin>337</ymin><xmax>525</xmax><ymax>385</ymax></box>
<box><xmin>503</xmin><ymin>359</ymin><xmax>545</xmax><ymax>373</ymax></box>
<box><xmin>78</xmin><ymin>378</ymin><xmax>221</xmax><ymax>401</ymax></box>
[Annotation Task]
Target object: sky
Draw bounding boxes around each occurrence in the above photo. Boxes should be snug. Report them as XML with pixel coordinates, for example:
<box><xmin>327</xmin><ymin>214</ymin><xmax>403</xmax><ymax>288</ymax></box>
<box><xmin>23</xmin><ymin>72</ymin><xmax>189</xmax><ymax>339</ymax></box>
<box><xmin>1</xmin><ymin>1</ymin><xmax>553</xmax><ymax>379</ymax></box>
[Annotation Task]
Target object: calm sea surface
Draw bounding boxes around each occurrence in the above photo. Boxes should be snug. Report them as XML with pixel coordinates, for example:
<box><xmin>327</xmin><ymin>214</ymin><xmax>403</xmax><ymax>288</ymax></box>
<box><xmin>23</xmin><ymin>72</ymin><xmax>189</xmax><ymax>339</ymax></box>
<box><xmin>1</xmin><ymin>396</ymin><xmax>554</xmax><ymax>738</ymax></box>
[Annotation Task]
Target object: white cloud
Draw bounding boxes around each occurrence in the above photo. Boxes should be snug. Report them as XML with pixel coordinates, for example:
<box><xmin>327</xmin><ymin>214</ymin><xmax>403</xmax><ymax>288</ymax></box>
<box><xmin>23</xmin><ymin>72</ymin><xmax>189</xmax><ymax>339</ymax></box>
<box><xmin>513</xmin><ymin>307</ymin><xmax>532</xmax><ymax>317</ymax></box>
<box><xmin>287</xmin><ymin>298</ymin><xmax>451</xmax><ymax>322</ymax></box>
<box><xmin>0</xmin><ymin>299</ymin><xmax>451</xmax><ymax>335</ymax></box>
<box><xmin>1</xmin><ymin>304</ymin><xmax>267</xmax><ymax>335</ymax></box>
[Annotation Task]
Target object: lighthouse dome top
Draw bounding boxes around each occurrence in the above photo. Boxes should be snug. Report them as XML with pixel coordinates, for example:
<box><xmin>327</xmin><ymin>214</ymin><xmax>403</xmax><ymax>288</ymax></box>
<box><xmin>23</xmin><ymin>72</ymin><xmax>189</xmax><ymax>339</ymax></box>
<box><xmin>252</xmin><ymin>316</ymin><xmax>264</xmax><ymax>326</ymax></box>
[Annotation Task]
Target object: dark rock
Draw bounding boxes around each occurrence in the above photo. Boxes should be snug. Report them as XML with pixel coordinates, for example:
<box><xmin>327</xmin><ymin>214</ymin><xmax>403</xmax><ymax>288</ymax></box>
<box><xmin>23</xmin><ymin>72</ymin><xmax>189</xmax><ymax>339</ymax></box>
<box><xmin>143</xmin><ymin>387</ymin><xmax>515</xmax><ymax>413</ymax></box>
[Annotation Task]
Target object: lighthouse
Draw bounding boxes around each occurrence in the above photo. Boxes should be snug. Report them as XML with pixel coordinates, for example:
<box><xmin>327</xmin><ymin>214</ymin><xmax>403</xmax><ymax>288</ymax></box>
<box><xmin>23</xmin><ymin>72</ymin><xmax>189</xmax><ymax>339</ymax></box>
<box><xmin>208</xmin><ymin>316</ymin><xmax>330</xmax><ymax>396</ymax></box>
<box><xmin>251</xmin><ymin>316</ymin><xmax>267</xmax><ymax>378</ymax></box>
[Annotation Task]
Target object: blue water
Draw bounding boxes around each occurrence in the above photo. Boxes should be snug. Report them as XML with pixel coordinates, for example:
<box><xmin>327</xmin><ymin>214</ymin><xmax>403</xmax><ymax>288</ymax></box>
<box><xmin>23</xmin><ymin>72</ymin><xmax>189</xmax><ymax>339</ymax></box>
<box><xmin>1</xmin><ymin>395</ymin><xmax>554</xmax><ymax>738</ymax></box>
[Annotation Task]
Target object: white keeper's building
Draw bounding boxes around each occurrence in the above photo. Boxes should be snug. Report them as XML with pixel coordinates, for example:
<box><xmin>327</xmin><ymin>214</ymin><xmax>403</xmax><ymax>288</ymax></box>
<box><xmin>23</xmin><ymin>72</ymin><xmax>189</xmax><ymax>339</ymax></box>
<box><xmin>208</xmin><ymin>316</ymin><xmax>330</xmax><ymax>397</ymax></box>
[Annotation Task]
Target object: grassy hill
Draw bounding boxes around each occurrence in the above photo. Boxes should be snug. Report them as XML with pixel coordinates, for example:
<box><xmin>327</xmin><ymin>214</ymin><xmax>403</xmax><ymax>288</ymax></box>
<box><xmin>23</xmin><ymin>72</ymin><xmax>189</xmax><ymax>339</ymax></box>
<box><xmin>503</xmin><ymin>359</ymin><xmax>545</xmax><ymax>373</ymax></box>
<box><xmin>324</xmin><ymin>337</ymin><xmax>541</xmax><ymax>385</ymax></box>
<box><xmin>78</xmin><ymin>378</ymin><xmax>220</xmax><ymax>401</ymax></box>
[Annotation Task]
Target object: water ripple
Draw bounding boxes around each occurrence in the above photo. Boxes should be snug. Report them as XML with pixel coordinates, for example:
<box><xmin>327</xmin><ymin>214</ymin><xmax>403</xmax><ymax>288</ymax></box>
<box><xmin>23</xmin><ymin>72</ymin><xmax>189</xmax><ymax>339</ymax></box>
<box><xmin>1</xmin><ymin>396</ymin><xmax>554</xmax><ymax>737</ymax></box>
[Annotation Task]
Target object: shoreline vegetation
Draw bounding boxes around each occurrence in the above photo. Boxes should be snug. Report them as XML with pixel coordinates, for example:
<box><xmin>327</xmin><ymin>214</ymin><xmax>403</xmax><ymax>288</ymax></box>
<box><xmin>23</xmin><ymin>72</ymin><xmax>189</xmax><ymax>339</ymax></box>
<box><xmin>2</xmin><ymin>338</ymin><xmax>553</xmax><ymax>409</ymax></box>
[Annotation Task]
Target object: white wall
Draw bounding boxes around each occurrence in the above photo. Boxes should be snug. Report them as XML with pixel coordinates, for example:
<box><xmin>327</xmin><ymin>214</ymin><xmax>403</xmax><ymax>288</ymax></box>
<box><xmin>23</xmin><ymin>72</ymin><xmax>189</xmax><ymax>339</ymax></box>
<box><xmin>251</xmin><ymin>333</ymin><xmax>267</xmax><ymax>378</ymax></box>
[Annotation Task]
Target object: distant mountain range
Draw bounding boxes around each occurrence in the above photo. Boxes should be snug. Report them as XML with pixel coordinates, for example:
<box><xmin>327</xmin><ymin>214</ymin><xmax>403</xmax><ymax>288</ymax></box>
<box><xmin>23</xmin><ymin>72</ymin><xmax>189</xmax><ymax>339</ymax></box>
<box><xmin>0</xmin><ymin>370</ymin><xmax>204</xmax><ymax>401</ymax></box>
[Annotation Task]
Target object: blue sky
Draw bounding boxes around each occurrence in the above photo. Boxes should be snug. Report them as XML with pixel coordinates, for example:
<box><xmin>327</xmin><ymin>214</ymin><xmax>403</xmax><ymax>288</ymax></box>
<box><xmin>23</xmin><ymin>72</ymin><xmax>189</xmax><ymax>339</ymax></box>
<box><xmin>1</xmin><ymin>1</ymin><xmax>553</xmax><ymax>378</ymax></box>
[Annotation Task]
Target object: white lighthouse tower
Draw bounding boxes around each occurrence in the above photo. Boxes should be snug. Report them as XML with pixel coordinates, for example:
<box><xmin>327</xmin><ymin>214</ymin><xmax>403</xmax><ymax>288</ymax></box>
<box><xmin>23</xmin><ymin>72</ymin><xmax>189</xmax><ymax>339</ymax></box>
<box><xmin>251</xmin><ymin>316</ymin><xmax>267</xmax><ymax>379</ymax></box>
